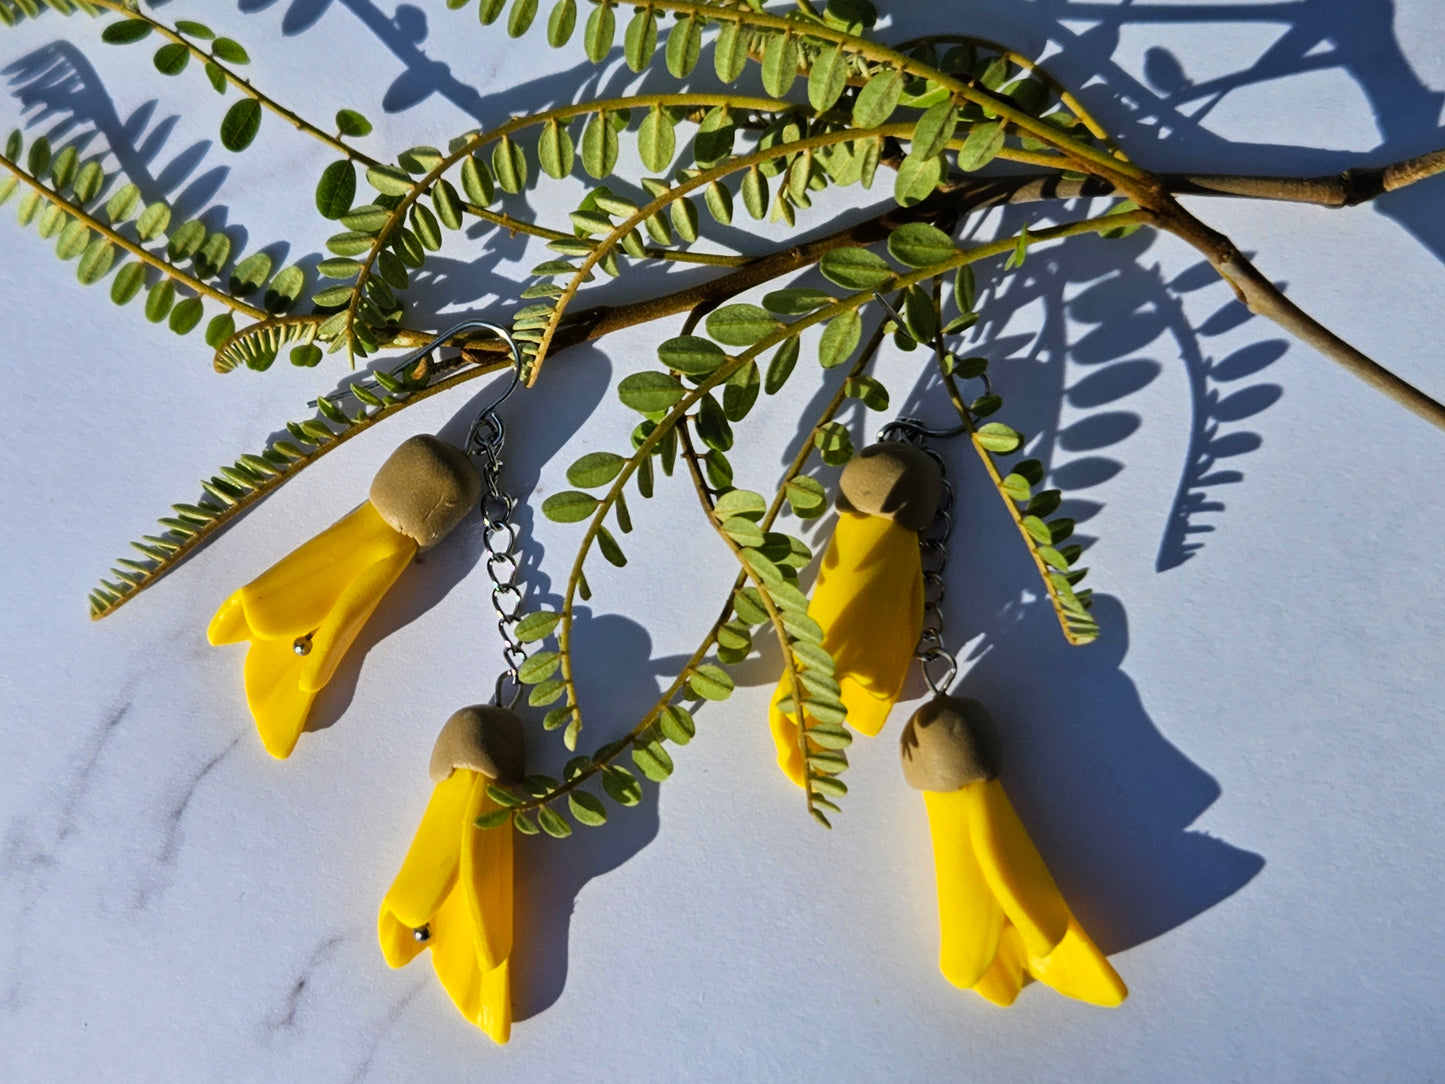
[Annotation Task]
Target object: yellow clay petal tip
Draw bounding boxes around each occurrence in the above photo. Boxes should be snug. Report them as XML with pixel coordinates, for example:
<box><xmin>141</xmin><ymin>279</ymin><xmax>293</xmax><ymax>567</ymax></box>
<box><xmin>207</xmin><ymin>592</ymin><xmax>250</xmax><ymax>645</ymax></box>
<box><xmin>767</xmin><ymin>697</ymin><xmax>807</xmax><ymax>789</ymax></box>
<box><xmin>1028</xmin><ymin>917</ymin><xmax>1128</xmax><ymax>1007</ymax></box>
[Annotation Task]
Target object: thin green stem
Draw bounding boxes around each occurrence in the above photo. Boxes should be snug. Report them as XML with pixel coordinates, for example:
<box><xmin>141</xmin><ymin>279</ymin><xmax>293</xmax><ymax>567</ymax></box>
<box><xmin>88</xmin><ymin>0</ymin><xmax>380</xmax><ymax>168</ymax></box>
<box><xmin>0</xmin><ymin>156</ymin><xmax>267</xmax><ymax>319</ymax></box>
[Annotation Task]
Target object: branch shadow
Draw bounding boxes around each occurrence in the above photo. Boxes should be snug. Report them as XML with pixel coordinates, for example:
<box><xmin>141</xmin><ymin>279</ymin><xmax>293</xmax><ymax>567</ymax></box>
<box><xmin>894</xmin><ymin>0</ymin><xmax>1445</xmax><ymax>263</ymax></box>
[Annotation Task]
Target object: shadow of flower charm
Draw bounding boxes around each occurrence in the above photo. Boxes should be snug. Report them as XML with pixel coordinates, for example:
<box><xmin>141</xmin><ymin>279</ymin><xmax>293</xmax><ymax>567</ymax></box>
<box><xmin>769</xmin><ymin>442</ymin><xmax>942</xmax><ymax>786</ymax></box>
<box><xmin>901</xmin><ymin>695</ymin><xmax>1127</xmax><ymax>1007</ymax></box>
<box><xmin>207</xmin><ymin>436</ymin><xmax>480</xmax><ymax>758</ymax></box>
<box><xmin>379</xmin><ymin>706</ymin><xmax>525</xmax><ymax>1043</ymax></box>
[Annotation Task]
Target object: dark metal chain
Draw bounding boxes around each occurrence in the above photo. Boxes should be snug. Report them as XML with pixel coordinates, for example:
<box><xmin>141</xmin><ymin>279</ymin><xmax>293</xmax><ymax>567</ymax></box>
<box><xmin>468</xmin><ymin>395</ymin><xmax>526</xmax><ymax>709</ymax></box>
<box><xmin>878</xmin><ymin>418</ymin><xmax>959</xmax><ymax>695</ymax></box>
<box><xmin>386</xmin><ymin>317</ymin><xmax>526</xmax><ymax>710</ymax></box>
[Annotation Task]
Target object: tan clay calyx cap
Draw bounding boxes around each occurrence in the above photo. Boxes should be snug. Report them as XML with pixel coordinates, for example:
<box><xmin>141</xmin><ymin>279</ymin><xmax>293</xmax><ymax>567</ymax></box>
<box><xmin>899</xmin><ymin>694</ymin><xmax>1002</xmax><ymax>792</ymax></box>
<box><xmin>429</xmin><ymin>704</ymin><xmax>526</xmax><ymax>785</ymax></box>
<box><xmin>836</xmin><ymin>442</ymin><xmax>943</xmax><ymax>532</ymax></box>
<box><xmin>370</xmin><ymin>435</ymin><xmax>482</xmax><ymax>549</ymax></box>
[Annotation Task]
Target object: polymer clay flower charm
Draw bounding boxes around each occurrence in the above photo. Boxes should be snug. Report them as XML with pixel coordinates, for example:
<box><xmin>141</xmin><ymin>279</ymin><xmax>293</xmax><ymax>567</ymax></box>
<box><xmin>768</xmin><ymin>442</ymin><xmax>942</xmax><ymax>786</ymax></box>
<box><xmin>901</xmin><ymin>695</ymin><xmax>1127</xmax><ymax>1007</ymax></box>
<box><xmin>207</xmin><ymin>436</ymin><xmax>481</xmax><ymax>758</ymax></box>
<box><xmin>379</xmin><ymin>706</ymin><xmax>524</xmax><ymax>1043</ymax></box>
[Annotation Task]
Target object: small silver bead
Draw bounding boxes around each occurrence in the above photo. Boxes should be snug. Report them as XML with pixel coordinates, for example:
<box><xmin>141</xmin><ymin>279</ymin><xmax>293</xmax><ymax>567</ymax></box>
<box><xmin>292</xmin><ymin>635</ymin><xmax>313</xmax><ymax>656</ymax></box>
<box><xmin>412</xmin><ymin>925</ymin><xmax>430</xmax><ymax>943</ymax></box>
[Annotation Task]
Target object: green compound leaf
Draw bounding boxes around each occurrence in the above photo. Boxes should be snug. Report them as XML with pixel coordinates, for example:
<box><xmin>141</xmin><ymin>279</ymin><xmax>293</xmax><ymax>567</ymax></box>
<box><xmin>623</xmin><ymin>7</ymin><xmax>655</xmax><ymax>72</ymax></box>
<box><xmin>817</xmin><ymin>309</ymin><xmax>862</xmax><ymax>368</ymax></box>
<box><xmin>975</xmin><ymin>422</ymin><xmax>1024</xmax><ymax>453</ymax></box>
<box><xmin>637</xmin><ymin>106</ymin><xmax>675</xmax><ymax>173</ymax></box>
<box><xmin>211</xmin><ymin>38</ymin><xmax>250</xmax><ymax>64</ymax></box>
<box><xmin>765</xmin><ymin>336</ymin><xmax>800</xmax><ymax>395</ymax></box>
<box><xmin>547</xmin><ymin>0</ymin><xmax>577</xmax><ymax>46</ymax></box>
<box><xmin>76</xmin><ymin>239</ymin><xmax>116</xmax><ymax>285</ymax></box>
<box><xmin>819</xmin><ymin>246</ymin><xmax>894</xmax><ymax>290</ymax></box>
<box><xmin>508</xmin><ymin>0</ymin><xmax>538</xmax><ymax>37</ymax></box>
<box><xmin>632</xmin><ymin>741</ymin><xmax>674</xmax><ymax>782</ymax></box>
<box><xmin>314</xmin><ymin>160</ymin><xmax>355</xmax><ymax>220</ymax></box>
<box><xmin>602</xmin><ymin>765</ymin><xmax>643</xmax><ymax>806</ymax></box>
<box><xmin>689</xmin><ymin>664</ymin><xmax>734</xmax><ymax>701</ymax></box>
<box><xmin>474</xmin><ymin>809</ymin><xmax>511</xmax><ymax>830</ymax></box>
<box><xmin>153</xmin><ymin>43</ymin><xmax>189</xmax><ymax>76</ymax></box>
<box><xmin>581</xmin><ymin>112</ymin><xmax>618</xmax><ymax>179</ymax></box>
<box><xmin>566</xmin><ymin>451</ymin><xmax>626</xmax><ymax>488</ymax></box>
<box><xmin>537</xmin><ymin>805</ymin><xmax>573</xmax><ymax>838</ymax></box>
<box><xmin>618</xmin><ymin>371</ymin><xmax>684</xmax><ymax>412</ymax></box>
<box><xmin>537</xmin><ymin>118</ymin><xmax>574</xmax><ymax>179</ymax></box>
<box><xmin>101</xmin><ymin>20</ymin><xmax>152</xmax><ymax>45</ymax></box>
<box><xmin>808</xmin><ymin>45</ymin><xmax>848</xmax><ymax>112</ymax></box>
<box><xmin>912</xmin><ymin>101</ymin><xmax>959</xmax><ymax>159</ymax></box>
<box><xmin>894</xmin><ymin>152</ymin><xmax>946</xmax><ymax>207</ymax></box>
<box><xmin>785</xmin><ymin>476</ymin><xmax>828</xmax><ymax>518</ymax></box>
<box><xmin>761</xmin><ymin>31</ymin><xmax>799</xmax><ymax>98</ymax></box>
<box><xmin>583</xmin><ymin>0</ymin><xmax>614</xmax><ymax>62</ymax></box>
<box><xmin>461</xmin><ymin>154</ymin><xmax>495</xmax><ymax>205</ymax></box>
<box><xmin>219</xmin><ymin>99</ymin><xmax>261</xmax><ymax>152</ymax></box>
<box><xmin>657</xmin><ymin>336</ymin><xmax>726</xmax><ymax>376</ymax></box>
<box><xmin>518</xmin><ymin>651</ymin><xmax>560</xmax><ymax>685</ymax></box>
<box><xmin>958</xmin><ymin>120</ymin><xmax>1006</xmax><ymax>171</ymax></box>
<box><xmin>658</xmin><ymin>704</ymin><xmax>696</xmax><ymax>745</ymax></box>
<box><xmin>665</xmin><ymin>13</ymin><xmax>701</xmax><ymax>77</ymax></box>
<box><xmin>852</xmin><ymin>67</ymin><xmax>903</xmax><ymax>128</ymax></box>
<box><xmin>568</xmin><ymin>791</ymin><xmax>608</xmax><ymax>826</ymax></box>
<box><xmin>492</xmin><ymin>135</ymin><xmax>528</xmax><ymax>193</ymax></box>
<box><xmin>336</xmin><ymin>109</ymin><xmax>373</xmax><ymax>137</ymax></box>
<box><xmin>888</xmin><ymin>221</ymin><xmax>956</xmax><ymax>268</ymax></box>
<box><xmin>229</xmin><ymin>251</ymin><xmax>273</xmax><ymax>295</ymax></box>
<box><xmin>515</xmin><ymin>610</ymin><xmax>561</xmax><ymax>642</ymax></box>
<box><xmin>706</xmin><ymin>304</ymin><xmax>778</xmax><ymax>347</ymax></box>
<box><xmin>542</xmin><ymin>490</ymin><xmax>599</xmax><ymax>523</ymax></box>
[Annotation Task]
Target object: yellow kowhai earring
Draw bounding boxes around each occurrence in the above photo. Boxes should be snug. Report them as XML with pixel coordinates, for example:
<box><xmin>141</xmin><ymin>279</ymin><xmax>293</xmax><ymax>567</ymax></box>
<box><xmin>207</xmin><ymin>320</ymin><xmax>521</xmax><ymax>759</ymax></box>
<box><xmin>771</xmin><ymin>415</ymin><xmax>1125</xmax><ymax>1004</ymax></box>
<box><xmin>376</xmin><ymin>332</ymin><xmax>535</xmax><ymax>1041</ymax></box>
<box><xmin>768</xmin><ymin>438</ymin><xmax>944</xmax><ymax>785</ymax></box>
<box><xmin>379</xmin><ymin>705</ymin><xmax>524</xmax><ymax>1043</ymax></box>
<box><xmin>901</xmin><ymin>696</ymin><xmax>1127</xmax><ymax>1007</ymax></box>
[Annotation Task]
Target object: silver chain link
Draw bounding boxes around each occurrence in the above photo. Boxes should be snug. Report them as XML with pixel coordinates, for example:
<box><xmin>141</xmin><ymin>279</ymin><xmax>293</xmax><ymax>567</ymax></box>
<box><xmin>878</xmin><ymin>418</ymin><xmax>959</xmax><ymax>696</ymax></box>
<box><xmin>389</xmin><ymin>318</ymin><xmax>527</xmax><ymax>709</ymax></box>
<box><xmin>467</xmin><ymin>406</ymin><xmax>527</xmax><ymax>709</ymax></box>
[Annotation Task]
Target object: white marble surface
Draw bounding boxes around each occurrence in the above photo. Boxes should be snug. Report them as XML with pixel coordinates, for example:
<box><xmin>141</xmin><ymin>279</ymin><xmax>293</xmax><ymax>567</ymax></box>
<box><xmin>2</xmin><ymin>2</ymin><xmax>1444</xmax><ymax>1081</ymax></box>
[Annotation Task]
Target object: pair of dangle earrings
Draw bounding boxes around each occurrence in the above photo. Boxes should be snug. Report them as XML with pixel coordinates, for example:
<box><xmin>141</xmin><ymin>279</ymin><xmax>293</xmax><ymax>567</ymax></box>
<box><xmin>207</xmin><ymin>319</ymin><xmax>531</xmax><ymax>1041</ymax></box>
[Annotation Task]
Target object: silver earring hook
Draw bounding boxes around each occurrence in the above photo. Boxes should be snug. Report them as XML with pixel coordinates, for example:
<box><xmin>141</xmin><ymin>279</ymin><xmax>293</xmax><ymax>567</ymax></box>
<box><xmin>308</xmin><ymin>317</ymin><xmax>522</xmax><ymax>411</ymax></box>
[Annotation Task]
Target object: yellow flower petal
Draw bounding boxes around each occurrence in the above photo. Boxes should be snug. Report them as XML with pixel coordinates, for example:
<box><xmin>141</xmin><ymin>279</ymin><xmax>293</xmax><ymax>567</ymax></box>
<box><xmin>812</xmin><ymin>511</ymin><xmax>923</xmax><ymax>734</ymax></box>
<box><xmin>923</xmin><ymin>787</ymin><xmax>1004</xmax><ymax>989</ymax></box>
<box><xmin>207</xmin><ymin>591</ymin><xmax>250</xmax><ymax>645</ymax></box>
<box><xmin>476</xmin><ymin>957</ymin><xmax>512</xmax><ymax>1045</ymax></box>
<box><xmin>1027</xmin><ymin>916</ymin><xmax>1128</xmax><ymax>1007</ymax></box>
<box><xmin>967</xmin><ymin>778</ymin><xmax>1070</xmax><ymax>959</ymax></box>
<box><xmin>767</xmin><ymin>511</ymin><xmax>925</xmax><ymax>787</ymax></box>
<box><xmin>767</xmin><ymin>685</ymin><xmax>808</xmax><ymax>789</ymax></box>
<box><xmin>242</xmin><ymin>636</ymin><xmax>319</xmax><ymax>759</ymax></box>
<box><xmin>459</xmin><ymin>772</ymin><xmax>514</xmax><ymax>972</ymax></box>
<box><xmin>972</xmin><ymin>921</ymin><xmax>1026</xmax><ymax>1007</ymax></box>
<box><xmin>429</xmin><ymin>876</ymin><xmax>512</xmax><ymax>1042</ymax></box>
<box><xmin>297</xmin><ymin>534</ymin><xmax>417</xmax><ymax>693</ymax></box>
<box><xmin>377</xmin><ymin>907</ymin><xmax>427</xmax><ymax>970</ymax></box>
<box><xmin>379</xmin><ymin>769</ymin><xmax>473</xmax><ymax>933</ymax></box>
<box><xmin>234</xmin><ymin>502</ymin><xmax>409</xmax><ymax>641</ymax></box>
